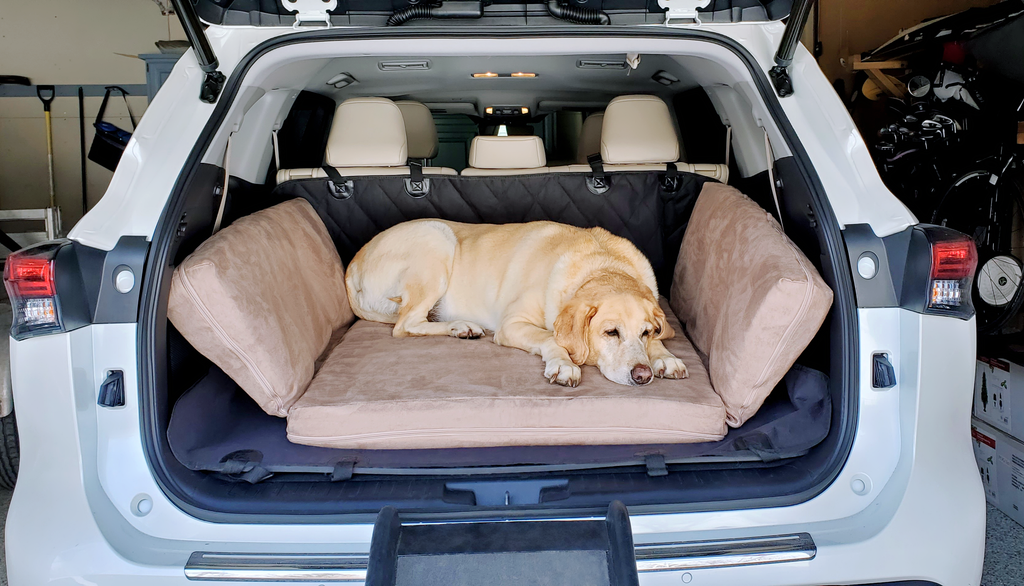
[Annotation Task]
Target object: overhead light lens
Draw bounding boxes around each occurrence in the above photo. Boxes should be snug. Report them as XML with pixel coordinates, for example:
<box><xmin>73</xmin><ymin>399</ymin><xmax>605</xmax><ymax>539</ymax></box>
<box><xmin>521</xmin><ymin>107</ymin><xmax>529</xmax><ymax>114</ymax></box>
<box><xmin>473</xmin><ymin>72</ymin><xmax>499</xmax><ymax>78</ymax></box>
<box><xmin>485</xmin><ymin>107</ymin><xmax>494</xmax><ymax>114</ymax></box>
<box><xmin>511</xmin><ymin>72</ymin><xmax>536</xmax><ymax>78</ymax></box>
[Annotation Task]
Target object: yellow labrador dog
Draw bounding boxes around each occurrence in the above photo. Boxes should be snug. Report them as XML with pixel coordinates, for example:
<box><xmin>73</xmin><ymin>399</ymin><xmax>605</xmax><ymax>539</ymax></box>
<box><xmin>345</xmin><ymin>219</ymin><xmax>688</xmax><ymax>387</ymax></box>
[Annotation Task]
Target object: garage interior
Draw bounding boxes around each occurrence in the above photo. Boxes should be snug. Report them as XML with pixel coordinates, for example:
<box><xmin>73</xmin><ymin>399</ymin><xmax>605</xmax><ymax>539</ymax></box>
<box><xmin>1</xmin><ymin>1</ymin><xmax>1023</xmax><ymax>584</ymax></box>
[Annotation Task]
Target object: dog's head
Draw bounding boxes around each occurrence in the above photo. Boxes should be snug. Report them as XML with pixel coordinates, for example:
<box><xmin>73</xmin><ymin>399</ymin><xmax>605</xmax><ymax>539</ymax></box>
<box><xmin>554</xmin><ymin>274</ymin><xmax>673</xmax><ymax>386</ymax></box>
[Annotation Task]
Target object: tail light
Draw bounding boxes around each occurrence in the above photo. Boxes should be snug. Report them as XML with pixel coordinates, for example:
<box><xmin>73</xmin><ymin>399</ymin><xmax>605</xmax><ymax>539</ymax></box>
<box><xmin>929</xmin><ymin>236</ymin><xmax>978</xmax><ymax>309</ymax></box>
<box><xmin>899</xmin><ymin>226</ymin><xmax>978</xmax><ymax>319</ymax></box>
<box><xmin>3</xmin><ymin>242</ymin><xmax>66</xmax><ymax>339</ymax></box>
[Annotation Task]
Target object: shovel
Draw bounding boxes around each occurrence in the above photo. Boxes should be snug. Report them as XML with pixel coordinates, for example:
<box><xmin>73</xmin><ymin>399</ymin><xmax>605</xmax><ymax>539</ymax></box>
<box><xmin>36</xmin><ymin>85</ymin><xmax>57</xmax><ymax>209</ymax></box>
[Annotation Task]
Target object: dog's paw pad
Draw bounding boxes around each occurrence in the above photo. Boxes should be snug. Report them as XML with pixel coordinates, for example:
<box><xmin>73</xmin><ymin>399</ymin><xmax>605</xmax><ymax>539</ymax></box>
<box><xmin>448</xmin><ymin>321</ymin><xmax>484</xmax><ymax>339</ymax></box>
<box><xmin>653</xmin><ymin>356</ymin><xmax>688</xmax><ymax>379</ymax></box>
<box><xmin>545</xmin><ymin>360</ymin><xmax>582</xmax><ymax>387</ymax></box>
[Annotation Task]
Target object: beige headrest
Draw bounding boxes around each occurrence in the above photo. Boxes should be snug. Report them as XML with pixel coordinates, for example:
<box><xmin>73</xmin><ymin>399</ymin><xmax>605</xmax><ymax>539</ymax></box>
<box><xmin>601</xmin><ymin>95</ymin><xmax>679</xmax><ymax>164</ymax></box>
<box><xmin>395</xmin><ymin>101</ymin><xmax>439</xmax><ymax>159</ymax></box>
<box><xmin>325</xmin><ymin>97</ymin><xmax>408</xmax><ymax>167</ymax></box>
<box><xmin>576</xmin><ymin>112</ymin><xmax>604</xmax><ymax>164</ymax></box>
<box><xmin>468</xmin><ymin>136</ymin><xmax>547</xmax><ymax>169</ymax></box>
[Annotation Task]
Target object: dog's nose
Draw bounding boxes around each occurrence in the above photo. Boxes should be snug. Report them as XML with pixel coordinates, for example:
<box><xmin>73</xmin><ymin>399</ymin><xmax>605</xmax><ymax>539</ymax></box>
<box><xmin>631</xmin><ymin>364</ymin><xmax>653</xmax><ymax>385</ymax></box>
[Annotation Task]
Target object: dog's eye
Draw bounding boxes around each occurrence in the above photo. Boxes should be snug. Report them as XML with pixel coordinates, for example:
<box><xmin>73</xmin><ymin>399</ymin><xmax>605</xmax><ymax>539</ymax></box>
<box><xmin>641</xmin><ymin>329</ymin><xmax>651</xmax><ymax>338</ymax></box>
<box><xmin>605</xmin><ymin>329</ymin><xmax>619</xmax><ymax>338</ymax></box>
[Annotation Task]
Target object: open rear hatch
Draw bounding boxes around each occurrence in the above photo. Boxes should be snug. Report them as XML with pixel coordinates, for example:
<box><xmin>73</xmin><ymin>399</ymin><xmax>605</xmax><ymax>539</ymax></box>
<box><xmin>188</xmin><ymin>0</ymin><xmax>796</xmax><ymax>27</ymax></box>
<box><xmin>173</xmin><ymin>0</ymin><xmax>813</xmax><ymax>107</ymax></box>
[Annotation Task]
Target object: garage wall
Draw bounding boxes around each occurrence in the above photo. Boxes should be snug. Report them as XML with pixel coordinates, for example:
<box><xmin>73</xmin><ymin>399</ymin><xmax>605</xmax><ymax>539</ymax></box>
<box><xmin>816</xmin><ymin>0</ymin><xmax>1002</xmax><ymax>91</ymax></box>
<box><xmin>0</xmin><ymin>0</ymin><xmax>185</xmax><ymax>229</ymax></box>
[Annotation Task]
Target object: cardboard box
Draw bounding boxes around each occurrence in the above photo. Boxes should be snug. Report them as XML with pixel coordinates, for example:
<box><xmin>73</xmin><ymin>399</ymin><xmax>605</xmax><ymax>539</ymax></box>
<box><xmin>974</xmin><ymin>357</ymin><xmax>1019</xmax><ymax>440</ymax></box>
<box><xmin>972</xmin><ymin>419</ymin><xmax>1024</xmax><ymax>528</ymax></box>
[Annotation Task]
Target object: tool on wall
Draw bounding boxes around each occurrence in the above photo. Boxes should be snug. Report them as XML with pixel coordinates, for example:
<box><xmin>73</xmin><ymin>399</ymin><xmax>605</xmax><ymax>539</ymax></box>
<box><xmin>78</xmin><ymin>87</ymin><xmax>88</xmax><ymax>215</ymax></box>
<box><xmin>36</xmin><ymin>85</ymin><xmax>57</xmax><ymax>209</ymax></box>
<box><xmin>0</xmin><ymin>75</ymin><xmax>30</xmax><ymax>87</ymax></box>
<box><xmin>88</xmin><ymin>86</ymin><xmax>136</xmax><ymax>172</ymax></box>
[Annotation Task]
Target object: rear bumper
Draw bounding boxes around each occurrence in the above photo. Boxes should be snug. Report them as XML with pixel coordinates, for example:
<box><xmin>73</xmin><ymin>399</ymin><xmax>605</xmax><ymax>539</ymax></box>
<box><xmin>5</xmin><ymin>485</ymin><xmax>983</xmax><ymax>585</ymax></box>
<box><xmin>5</xmin><ymin>311</ymin><xmax>983</xmax><ymax>585</ymax></box>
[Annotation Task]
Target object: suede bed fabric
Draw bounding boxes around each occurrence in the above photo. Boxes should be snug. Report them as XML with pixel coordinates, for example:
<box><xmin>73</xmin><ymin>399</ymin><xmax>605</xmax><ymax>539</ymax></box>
<box><xmin>286</xmin><ymin>299</ymin><xmax>728</xmax><ymax>449</ymax></box>
<box><xmin>168</xmin><ymin>199</ymin><xmax>355</xmax><ymax>417</ymax></box>
<box><xmin>671</xmin><ymin>183</ymin><xmax>833</xmax><ymax>428</ymax></box>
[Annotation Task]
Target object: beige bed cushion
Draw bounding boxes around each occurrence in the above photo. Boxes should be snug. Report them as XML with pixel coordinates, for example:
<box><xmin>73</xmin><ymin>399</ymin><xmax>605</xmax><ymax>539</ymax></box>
<box><xmin>287</xmin><ymin>299</ymin><xmax>727</xmax><ymax>449</ymax></box>
<box><xmin>671</xmin><ymin>183</ymin><xmax>832</xmax><ymax>428</ymax></box>
<box><xmin>168</xmin><ymin>199</ymin><xmax>355</xmax><ymax>417</ymax></box>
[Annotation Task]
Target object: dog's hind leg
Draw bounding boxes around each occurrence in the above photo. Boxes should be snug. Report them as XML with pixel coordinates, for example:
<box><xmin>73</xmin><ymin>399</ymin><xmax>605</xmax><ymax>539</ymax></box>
<box><xmin>392</xmin><ymin>278</ymin><xmax>484</xmax><ymax>339</ymax></box>
<box><xmin>387</xmin><ymin>222</ymin><xmax>484</xmax><ymax>339</ymax></box>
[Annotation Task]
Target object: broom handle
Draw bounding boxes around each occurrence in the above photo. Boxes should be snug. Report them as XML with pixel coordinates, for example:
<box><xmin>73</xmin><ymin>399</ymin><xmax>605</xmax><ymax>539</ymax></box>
<box><xmin>37</xmin><ymin>85</ymin><xmax>56</xmax><ymax>209</ymax></box>
<box><xmin>46</xmin><ymin>110</ymin><xmax>55</xmax><ymax>208</ymax></box>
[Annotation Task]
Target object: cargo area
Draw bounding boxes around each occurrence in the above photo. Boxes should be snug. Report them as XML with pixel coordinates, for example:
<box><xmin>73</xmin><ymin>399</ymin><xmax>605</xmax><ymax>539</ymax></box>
<box><xmin>141</xmin><ymin>42</ymin><xmax>854</xmax><ymax>517</ymax></box>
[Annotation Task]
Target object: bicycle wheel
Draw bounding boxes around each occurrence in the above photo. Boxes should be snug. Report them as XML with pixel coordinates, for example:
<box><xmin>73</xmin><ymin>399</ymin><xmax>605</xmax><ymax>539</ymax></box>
<box><xmin>932</xmin><ymin>168</ymin><xmax>1024</xmax><ymax>335</ymax></box>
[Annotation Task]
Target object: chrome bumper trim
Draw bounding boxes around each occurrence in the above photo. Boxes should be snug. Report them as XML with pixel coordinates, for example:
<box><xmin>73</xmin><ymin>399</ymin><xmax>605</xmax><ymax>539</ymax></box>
<box><xmin>185</xmin><ymin>532</ymin><xmax>815</xmax><ymax>580</ymax></box>
<box><xmin>185</xmin><ymin>552</ymin><xmax>369</xmax><ymax>582</ymax></box>
<box><xmin>634</xmin><ymin>533</ymin><xmax>816</xmax><ymax>572</ymax></box>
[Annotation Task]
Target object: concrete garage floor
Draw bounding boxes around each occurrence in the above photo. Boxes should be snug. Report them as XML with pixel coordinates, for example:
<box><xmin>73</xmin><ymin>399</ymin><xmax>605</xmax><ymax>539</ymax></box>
<box><xmin>0</xmin><ymin>489</ymin><xmax>1019</xmax><ymax>584</ymax></box>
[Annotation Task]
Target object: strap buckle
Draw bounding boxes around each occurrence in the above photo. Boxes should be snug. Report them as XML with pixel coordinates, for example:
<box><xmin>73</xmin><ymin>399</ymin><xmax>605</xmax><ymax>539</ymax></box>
<box><xmin>405</xmin><ymin>161</ymin><xmax>430</xmax><ymax>197</ymax></box>
<box><xmin>321</xmin><ymin>166</ymin><xmax>353</xmax><ymax>200</ymax></box>
<box><xmin>660</xmin><ymin>161</ymin><xmax>681</xmax><ymax>192</ymax></box>
<box><xmin>586</xmin><ymin>153</ymin><xmax>610</xmax><ymax>195</ymax></box>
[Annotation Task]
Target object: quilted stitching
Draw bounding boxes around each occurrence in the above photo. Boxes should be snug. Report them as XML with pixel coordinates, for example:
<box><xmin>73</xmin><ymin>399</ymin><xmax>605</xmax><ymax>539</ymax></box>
<box><xmin>272</xmin><ymin>172</ymin><xmax>712</xmax><ymax>290</ymax></box>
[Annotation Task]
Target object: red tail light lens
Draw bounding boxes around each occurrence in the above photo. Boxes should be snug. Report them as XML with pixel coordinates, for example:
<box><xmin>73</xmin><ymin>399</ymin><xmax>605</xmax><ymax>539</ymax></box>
<box><xmin>3</xmin><ymin>243</ymin><xmax>65</xmax><ymax>339</ymax></box>
<box><xmin>932</xmin><ymin>240</ymin><xmax>978</xmax><ymax>279</ymax></box>
<box><xmin>5</xmin><ymin>256</ymin><xmax>55</xmax><ymax>297</ymax></box>
<box><xmin>926</xmin><ymin>233</ymin><xmax>977</xmax><ymax>310</ymax></box>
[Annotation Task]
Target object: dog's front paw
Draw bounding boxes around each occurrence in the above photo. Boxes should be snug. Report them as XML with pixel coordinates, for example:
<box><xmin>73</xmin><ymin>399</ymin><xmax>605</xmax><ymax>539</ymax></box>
<box><xmin>448</xmin><ymin>321</ymin><xmax>484</xmax><ymax>339</ymax></box>
<box><xmin>653</xmin><ymin>356</ymin><xmax>688</xmax><ymax>379</ymax></box>
<box><xmin>544</xmin><ymin>358</ymin><xmax>582</xmax><ymax>387</ymax></box>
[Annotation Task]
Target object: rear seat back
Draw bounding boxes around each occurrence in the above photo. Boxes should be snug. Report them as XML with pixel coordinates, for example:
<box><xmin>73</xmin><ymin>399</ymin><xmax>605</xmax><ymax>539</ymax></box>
<box><xmin>575</xmin><ymin>112</ymin><xmax>603</xmax><ymax>164</ymax></box>
<box><xmin>551</xmin><ymin>95</ymin><xmax>729</xmax><ymax>183</ymax></box>
<box><xmin>277</xmin><ymin>97</ymin><xmax>455</xmax><ymax>183</ymax></box>
<box><xmin>461</xmin><ymin>136</ymin><xmax>549</xmax><ymax>176</ymax></box>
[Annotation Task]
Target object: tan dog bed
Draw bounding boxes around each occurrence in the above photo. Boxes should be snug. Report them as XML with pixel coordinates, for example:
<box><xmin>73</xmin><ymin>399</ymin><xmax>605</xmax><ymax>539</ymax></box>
<box><xmin>286</xmin><ymin>299</ymin><xmax>726</xmax><ymax>450</ymax></box>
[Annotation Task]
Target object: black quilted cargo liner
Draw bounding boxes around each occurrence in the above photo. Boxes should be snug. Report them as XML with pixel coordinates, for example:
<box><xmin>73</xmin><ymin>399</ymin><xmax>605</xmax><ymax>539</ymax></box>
<box><xmin>272</xmin><ymin>171</ymin><xmax>712</xmax><ymax>289</ymax></box>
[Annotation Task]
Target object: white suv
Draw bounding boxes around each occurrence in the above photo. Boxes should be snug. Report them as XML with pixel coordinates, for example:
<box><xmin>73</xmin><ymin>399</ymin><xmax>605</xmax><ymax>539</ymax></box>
<box><xmin>3</xmin><ymin>0</ymin><xmax>985</xmax><ymax>584</ymax></box>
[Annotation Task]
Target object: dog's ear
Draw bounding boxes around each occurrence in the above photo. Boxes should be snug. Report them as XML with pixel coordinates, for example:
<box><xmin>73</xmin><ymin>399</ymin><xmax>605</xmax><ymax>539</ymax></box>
<box><xmin>652</xmin><ymin>304</ymin><xmax>675</xmax><ymax>340</ymax></box>
<box><xmin>554</xmin><ymin>301</ymin><xmax>598</xmax><ymax>365</ymax></box>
